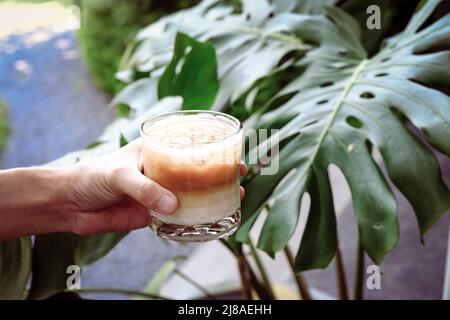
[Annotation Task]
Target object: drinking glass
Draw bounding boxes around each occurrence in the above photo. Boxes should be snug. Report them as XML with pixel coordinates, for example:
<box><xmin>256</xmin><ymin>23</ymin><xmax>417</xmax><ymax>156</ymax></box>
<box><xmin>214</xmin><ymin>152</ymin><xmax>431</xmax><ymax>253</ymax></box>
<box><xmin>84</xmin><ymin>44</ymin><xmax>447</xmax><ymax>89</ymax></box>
<box><xmin>140</xmin><ymin>110</ymin><xmax>243</xmax><ymax>242</ymax></box>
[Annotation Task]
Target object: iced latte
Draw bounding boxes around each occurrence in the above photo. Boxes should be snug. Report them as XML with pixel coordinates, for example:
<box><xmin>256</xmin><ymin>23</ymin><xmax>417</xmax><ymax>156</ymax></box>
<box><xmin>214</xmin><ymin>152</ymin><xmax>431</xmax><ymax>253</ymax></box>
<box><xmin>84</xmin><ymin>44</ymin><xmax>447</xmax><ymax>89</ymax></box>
<box><xmin>140</xmin><ymin>111</ymin><xmax>243</xmax><ymax>242</ymax></box>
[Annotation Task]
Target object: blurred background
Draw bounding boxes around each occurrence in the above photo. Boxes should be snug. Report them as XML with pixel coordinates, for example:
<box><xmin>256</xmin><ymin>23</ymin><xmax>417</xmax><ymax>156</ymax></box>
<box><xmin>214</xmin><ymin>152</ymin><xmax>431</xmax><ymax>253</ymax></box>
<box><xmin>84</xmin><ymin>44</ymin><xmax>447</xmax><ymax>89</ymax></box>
<box><xmin>0</xmin><ymin>0</ymin><xmax>449</xmax><ymax>300</ymax></box>
<box><xmin>0</xmin><ymin>0</ymin><xmax>199</xmax><ymax>299</ymax></box>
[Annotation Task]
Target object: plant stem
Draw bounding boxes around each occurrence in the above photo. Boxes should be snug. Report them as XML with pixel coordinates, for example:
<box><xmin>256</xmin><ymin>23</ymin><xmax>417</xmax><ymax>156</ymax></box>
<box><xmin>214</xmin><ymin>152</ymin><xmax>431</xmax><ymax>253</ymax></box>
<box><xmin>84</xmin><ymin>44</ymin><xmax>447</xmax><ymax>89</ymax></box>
<box><xmin>219</xmin><ymin>239</ymin><xmax>271</xmax><ymax>299</ymax></box>
<box><xmin>335</xmin><ymin>245</ymin><xmax>349</xmax><ymax>300</ymax></box>
<box><xmin>353</xmin><ymin>238</ymin><xmax>364</xmax><ymax>300</ymax></box>
<box><xmin>174</xmin><ymin>269</ymin><xmax>218</xmax><ymax>300</ymax></box>
<box><xmin>237</xmin><ymin>247</ymin><xmax>254</xmax><ymax>300</ymax></box>
<box><xmin>248</xmin><ymin>240</ymin><xmax>275</xmax><ymax>299</ymax></box>
<box><xmin>247</xmin><ymin>264</ymin><xmax>273</xmax><ymax>300</ymax></box>
<box><xmin>65</xmin><ymin>288</ymin><xmax>171</xmax><ymax>300</ymax></box>
<box><xmin>283</xmin><ymin>246</ymin><xmax>312</xmax><ymax>300</ymax></box>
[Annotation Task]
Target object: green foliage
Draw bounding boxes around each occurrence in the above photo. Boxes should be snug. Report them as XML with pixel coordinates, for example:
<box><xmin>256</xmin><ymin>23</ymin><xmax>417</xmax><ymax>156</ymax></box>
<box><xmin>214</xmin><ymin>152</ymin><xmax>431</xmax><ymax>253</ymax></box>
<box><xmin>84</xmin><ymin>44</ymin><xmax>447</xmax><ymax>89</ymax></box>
<box><xmin>0</xmin><ymin>100</ymin><xmax>10</xmax><ymax>153</ymax></box>
<box><xmin>117</xmin><ymin>0</ymin><xmax>312</xmax><ymax>110</ymax></box>
<box><xmin>3</xmin><ymin>0</ymin><xmax>72</xmax><ymax>4</ymax></box>
<box><xmin>116</xmin><ymin>104</ymin><xmax>130</xmax><ymax>117</ymax></box>
<box><xmin>77</xmin><ymin>0</ymin><xmax>199</xmax><ymax>95</ymax></box>
<box><xmin>74</xmin><ymin>232</ymin><xmax>128</xmax><ymax>266</ymax></box>
<box><xmin>0</xmin><ymin>238</ymin><xmax>31</xmax><ymax>299</ymax></box>
<box><xmin>237</xmin><ymin>1</ymin><xmax>450</xmax><ymax>269</ymax></box>
<box><xmin>116</xmin><ymin>0</ymin><xmax>450</xmax><ymax>271</ymax></box>
<box><xmin>158</xmin><ymin>32</ymin><xmax>219</xmax><ymax>109</ymax></box>
<box><xmin>137</xmin><ymin>259</ymin><xmax>177</xmax><ymax>299</ymax></box>
<box><xmin>28</xmin><ymin>234</ymin><xmax>76</xmax><ymax>299</ymax></box>
<box><xmin>1</xmin><ymin>0</ymin><xmax>449</xmax><ymax>299</ymax></box>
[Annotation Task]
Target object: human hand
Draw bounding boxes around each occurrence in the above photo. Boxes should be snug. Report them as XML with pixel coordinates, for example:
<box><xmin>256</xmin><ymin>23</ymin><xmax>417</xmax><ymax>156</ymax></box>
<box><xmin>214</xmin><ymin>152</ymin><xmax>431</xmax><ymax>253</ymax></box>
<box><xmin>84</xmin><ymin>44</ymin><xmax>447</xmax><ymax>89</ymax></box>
<box><xmin>62</xmin><ymin>138</ymin><xmax>247</xmax><ymax>235</ymax></box>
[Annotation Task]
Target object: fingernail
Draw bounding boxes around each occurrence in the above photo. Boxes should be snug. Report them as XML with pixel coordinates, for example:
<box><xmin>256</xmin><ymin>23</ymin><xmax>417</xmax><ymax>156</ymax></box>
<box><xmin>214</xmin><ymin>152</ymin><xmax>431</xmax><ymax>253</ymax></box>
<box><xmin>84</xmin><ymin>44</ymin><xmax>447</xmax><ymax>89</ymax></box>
<box><xmin>155</xmin><ymin>194</ymin><xmax>177</xmax><ymax>214</ymax></box>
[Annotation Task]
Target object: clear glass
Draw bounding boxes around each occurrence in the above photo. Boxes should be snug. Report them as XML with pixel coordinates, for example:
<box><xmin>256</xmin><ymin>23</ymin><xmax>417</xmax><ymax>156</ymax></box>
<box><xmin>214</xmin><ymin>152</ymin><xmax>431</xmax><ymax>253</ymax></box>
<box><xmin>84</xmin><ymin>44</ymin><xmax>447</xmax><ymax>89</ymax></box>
<box><xmin>140</xmin><ymin>110</ymin><xmax>243</xmax><ymax>242</ymax></box>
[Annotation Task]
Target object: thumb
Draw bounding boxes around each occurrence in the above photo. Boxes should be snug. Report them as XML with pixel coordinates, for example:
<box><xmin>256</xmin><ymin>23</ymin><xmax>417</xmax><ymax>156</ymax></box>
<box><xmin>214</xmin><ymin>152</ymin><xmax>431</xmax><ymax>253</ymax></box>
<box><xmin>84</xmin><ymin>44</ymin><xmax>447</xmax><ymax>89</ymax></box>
<box><xmin>111</xmin><ymin>168</ymin><xmax>178</xmax><ymax>214</ymax></box>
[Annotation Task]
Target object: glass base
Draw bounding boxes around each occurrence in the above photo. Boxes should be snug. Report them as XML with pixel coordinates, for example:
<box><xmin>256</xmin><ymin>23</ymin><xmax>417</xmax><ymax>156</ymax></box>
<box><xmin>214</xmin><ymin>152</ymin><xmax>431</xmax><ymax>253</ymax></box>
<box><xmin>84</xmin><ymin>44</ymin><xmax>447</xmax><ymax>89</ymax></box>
<box><xmin>148</xmin><ymin>209</ymin><xmax>240</xmax><ymax>242</ymax></box>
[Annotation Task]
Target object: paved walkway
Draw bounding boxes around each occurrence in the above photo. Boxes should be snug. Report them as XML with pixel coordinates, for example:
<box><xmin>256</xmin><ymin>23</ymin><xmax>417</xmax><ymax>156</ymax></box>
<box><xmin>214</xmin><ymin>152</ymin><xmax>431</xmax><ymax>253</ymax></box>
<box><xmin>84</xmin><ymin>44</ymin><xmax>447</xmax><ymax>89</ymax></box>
<box><xmin>0</xmin><ymin>3</ymin><xmax>191</xmax><ymax>298</ymax></box>
<box><xmin>0</xmin><ymin>29</ymin><xmax>113</xmax><ymax>167</ymax></box>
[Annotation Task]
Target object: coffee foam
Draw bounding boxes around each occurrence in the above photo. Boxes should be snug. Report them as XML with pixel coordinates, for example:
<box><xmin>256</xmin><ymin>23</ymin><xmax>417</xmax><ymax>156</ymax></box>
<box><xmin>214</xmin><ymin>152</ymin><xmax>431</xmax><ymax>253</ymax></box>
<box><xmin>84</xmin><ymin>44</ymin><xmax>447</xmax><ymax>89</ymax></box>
<box><xmin>141</xmin><ymin>114</ymin><xmax>241</xmax><ymax>156</ymax></box>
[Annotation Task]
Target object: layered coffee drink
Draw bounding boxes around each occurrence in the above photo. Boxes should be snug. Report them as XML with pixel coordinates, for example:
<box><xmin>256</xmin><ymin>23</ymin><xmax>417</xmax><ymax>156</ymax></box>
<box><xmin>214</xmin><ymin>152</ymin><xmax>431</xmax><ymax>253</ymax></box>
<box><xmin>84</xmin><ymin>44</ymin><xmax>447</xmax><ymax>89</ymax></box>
<box><xmin>140</xmin><ymin>111</ymin><xmax>243</xmax><ymax>242</ymax></box>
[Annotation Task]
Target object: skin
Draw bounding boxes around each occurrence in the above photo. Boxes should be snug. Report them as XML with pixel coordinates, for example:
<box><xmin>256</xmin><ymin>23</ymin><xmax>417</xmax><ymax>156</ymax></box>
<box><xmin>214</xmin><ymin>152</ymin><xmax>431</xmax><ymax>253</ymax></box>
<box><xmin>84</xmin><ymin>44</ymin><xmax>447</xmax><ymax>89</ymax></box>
<box><xmin>0</xmin><ymin>139</ymin><xmax>246</xmax><ymax>242</ymax></box>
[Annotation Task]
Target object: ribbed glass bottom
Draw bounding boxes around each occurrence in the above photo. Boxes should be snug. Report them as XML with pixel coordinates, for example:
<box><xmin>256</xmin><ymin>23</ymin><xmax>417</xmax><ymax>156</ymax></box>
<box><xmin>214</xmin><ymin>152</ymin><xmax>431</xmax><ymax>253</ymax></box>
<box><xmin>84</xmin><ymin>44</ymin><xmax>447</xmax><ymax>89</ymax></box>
<box><xmin>148</xmin><ymin>209</ymin><xmax>240</xmax><ymax>242</ymax></box>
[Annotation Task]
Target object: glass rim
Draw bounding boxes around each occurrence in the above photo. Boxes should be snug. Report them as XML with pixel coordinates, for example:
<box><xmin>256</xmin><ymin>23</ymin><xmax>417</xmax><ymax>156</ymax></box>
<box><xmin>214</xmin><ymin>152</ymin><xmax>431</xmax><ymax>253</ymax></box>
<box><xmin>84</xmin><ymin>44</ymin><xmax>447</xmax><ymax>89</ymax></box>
<box><xmin>140</xmin><ymin>110</ymin><xmax>243</xmax><ymax>149</ymax></box>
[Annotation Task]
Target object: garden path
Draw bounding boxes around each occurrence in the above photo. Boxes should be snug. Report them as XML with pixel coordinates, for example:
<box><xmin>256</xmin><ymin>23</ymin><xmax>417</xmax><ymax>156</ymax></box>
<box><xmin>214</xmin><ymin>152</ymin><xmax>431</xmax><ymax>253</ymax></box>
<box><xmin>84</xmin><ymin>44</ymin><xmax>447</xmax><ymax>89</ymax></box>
<box><xmin>0</xmin><ymin>2</ymin><xmax>192</xmax><ymax>299</ymax></box>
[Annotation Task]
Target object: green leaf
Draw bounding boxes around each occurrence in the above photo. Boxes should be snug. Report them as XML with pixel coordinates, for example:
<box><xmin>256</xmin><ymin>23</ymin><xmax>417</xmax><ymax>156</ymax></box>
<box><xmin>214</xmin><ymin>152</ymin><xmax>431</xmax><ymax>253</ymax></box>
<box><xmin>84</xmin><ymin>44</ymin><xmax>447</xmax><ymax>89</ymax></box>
<box><xmin>158</xmin><ymin>32</ymin><xmax>219</xmax><ymax>109</ymax></box>
<box><xmin>119</xmin><ymin>133</ymin><xmax>129</xmax><ymax>147</ymax></box>
<box><xmin>74</xmin><ymin>232</ymin><xmax>128</xmax><ymax>266</ymax></box>
<box><xmin>116</xmin><ymin>104</ymin><xmax>131</xmax><ymax>117</ymax></box>
<box><xmin>235</xmin><ymin>133</ymin><xmax>305</xmax><ymax>244</ymax></box>
<box><xmin>256</xmin><ymin>154</ymin><xmax>311</xmax><ymax>256</ymax></box>
<box><xmin>85</xmin><ymin>140</ymin><xmax>102</xmax><ymax>149</ymax></box>
<box><xmin>241</xmin><ymin>0</ymin><xmax>450</xmax><ymax>266</ymax></box>
<box><xmin>110</xmin><ymin>78</ymin><xmax>158</xmax><ymax>116</ymax></box>
<box><xmin>137</xmin><ymin>260</ymin><xmax>177</xmax><ymax>299</ymax></box>
<box><xmin>323</xmin><ymin>133</ymin><xmax>398</xmax><ymax>264</ymax></box>
<box><xmin>284</xmin><ymin>0</ymin><xmax>336</xmax><ymax>14</ymax></box>
<box><xmin>295</xmin><ymin>167</ymin><xmax>337</xmax><ymax>271</ymax></box>
<box><xmin>121</xmin><ymin>0</ymin><xmax>313</xmax><ymax>111</ymax></box>
<box><xmin>28</xmin><ymin>234</ymin><xmax>76</xmax><ymax>299</ymax></box>
<box><xmin>0</xmin><ymin>237</ymin><xmax>32</xmax><ymax>299</ymax></box>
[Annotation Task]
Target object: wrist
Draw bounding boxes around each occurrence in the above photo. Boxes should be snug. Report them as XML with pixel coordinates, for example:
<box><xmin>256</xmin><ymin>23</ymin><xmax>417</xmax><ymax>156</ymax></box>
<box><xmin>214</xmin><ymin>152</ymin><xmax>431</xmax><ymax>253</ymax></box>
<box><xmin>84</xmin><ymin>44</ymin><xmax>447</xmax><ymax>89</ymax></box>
<box><xmin>26</xmin><ymin>166</ymin><xmax>75</xmax><ymax>234</ymax></box>
<box><xmin>46</xmin><ymin>165</ymin><xmax>79</xmax><ymax>232</ymax></box>
<box><xmin>46</xmin><ymin>165</ymin><xmax>76</xmax><ymax>210</ymax></box>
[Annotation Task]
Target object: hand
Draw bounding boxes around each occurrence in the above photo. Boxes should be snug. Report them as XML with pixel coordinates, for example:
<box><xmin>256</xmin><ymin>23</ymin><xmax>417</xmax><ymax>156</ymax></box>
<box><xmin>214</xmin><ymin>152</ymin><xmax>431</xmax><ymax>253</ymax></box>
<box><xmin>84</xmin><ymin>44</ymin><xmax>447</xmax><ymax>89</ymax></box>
<box><xmin>63</xmin><ymin>138</ymin><xmax>247</xmax><ymax>235</ymax></box>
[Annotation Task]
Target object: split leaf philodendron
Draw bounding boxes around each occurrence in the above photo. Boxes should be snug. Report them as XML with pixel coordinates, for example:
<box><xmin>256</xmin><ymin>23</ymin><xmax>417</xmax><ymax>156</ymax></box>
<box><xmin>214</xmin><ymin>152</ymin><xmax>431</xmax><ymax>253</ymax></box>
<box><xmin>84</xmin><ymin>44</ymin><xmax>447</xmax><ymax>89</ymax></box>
<box><xmin>236</xmin><ymin>1</ymin><xmax>450</xmax><ymax>271</ymax></box>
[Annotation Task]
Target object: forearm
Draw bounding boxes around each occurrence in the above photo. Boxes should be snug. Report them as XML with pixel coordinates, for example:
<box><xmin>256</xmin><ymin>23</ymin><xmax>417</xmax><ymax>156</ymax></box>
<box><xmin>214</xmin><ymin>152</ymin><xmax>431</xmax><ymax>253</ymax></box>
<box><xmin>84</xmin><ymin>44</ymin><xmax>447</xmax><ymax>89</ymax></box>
<box><xmin>0</xmin><ymin>167</ymin><xmax>72</xmax><ymax>241</ymax></box>
<box><xmin>0</xmin><ymin>140</ymin><xmax>182</xmax><ymax>240</ymax></box>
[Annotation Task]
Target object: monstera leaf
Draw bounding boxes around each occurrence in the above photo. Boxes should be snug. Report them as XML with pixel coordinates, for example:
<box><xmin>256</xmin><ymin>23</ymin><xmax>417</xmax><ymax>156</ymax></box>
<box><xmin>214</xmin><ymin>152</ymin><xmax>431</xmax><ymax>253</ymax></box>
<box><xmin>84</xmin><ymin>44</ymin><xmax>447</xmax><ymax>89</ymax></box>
<box><xmin>236</xmin><ymin>0</ymin><xmax>450</xmax><ymax>271</ymax></box>
<box><xmin>3</xmin><ymin>0</ymin><xmax>448</xmax><ymax>299</ymax></box>
<box><xmin>158</xmin><ymin>32</ymin><xmax>219</xmax><ymax>109</ymax></box>
<box><xmin>118</xmin><ymin>0</ymin><xmax>319</xmax><ymax>110</ymax></box>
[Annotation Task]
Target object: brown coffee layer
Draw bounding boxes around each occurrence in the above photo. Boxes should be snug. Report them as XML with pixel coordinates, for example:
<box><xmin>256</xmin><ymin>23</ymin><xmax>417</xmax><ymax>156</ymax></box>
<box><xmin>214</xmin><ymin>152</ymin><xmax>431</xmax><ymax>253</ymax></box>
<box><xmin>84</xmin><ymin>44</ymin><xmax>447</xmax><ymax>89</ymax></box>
<box><xmin>143</xmin><ymin>147</ymin><xmax>239</xmax><ymax>192</ymax></box>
